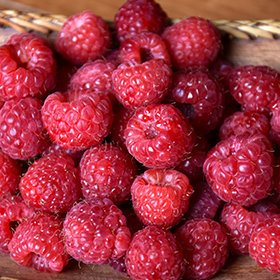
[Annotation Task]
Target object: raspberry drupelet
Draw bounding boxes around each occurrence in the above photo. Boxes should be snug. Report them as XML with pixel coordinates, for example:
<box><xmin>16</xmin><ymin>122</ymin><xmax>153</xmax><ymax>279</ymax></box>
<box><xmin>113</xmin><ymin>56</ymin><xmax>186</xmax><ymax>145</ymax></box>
<box><xmin>203</xmin><ymin>131</ymin><xmax>274</xmax><ymax>206</ymax></box>
<box><xmin>55</xmin><ymin>10</ymin><xmax>111</xmax><ymax>65</ymax></box>
<box><xmin>125</xmin><ymin>225</ymin><xmax>185</xmax><ymax>280</ymax></box>
<box><xmin>9</xmin><ymin>212</ymin><xmax>69</xmax><ymax>273</ymax></box>
<box><xmin>131</xmin><ymin>168</ymin><xmax>194</xmax><ymax>229</ymax></box>
<box><xmin>41</xmin><ymin>89</ymin><xmax>114</xmax><ymax>151</ymax></box>
<box><xmin>125</xmin><ymin>103</ymin><xmax>196</xmax><ymax>169</ymax></box>
<box><xmin>63</xmin><ymin>198</ymin><xmax>131</xmax><ymax>265</ymax></box>
<box><xmin>79</xmin><ymin>143</ymin><xmax>138</xmax><ymax>205</ymax></box>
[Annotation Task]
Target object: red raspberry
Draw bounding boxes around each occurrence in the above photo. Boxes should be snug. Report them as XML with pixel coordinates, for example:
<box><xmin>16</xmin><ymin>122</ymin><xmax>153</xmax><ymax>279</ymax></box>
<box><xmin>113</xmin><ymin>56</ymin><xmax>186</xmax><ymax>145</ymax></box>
<box><xmin>79</xmin><ymin>143</ymin><xmax>138</xmax><ymax>205</ymax></box>
<box><xmin>119</xmin><ymin>32</ymin><xmax>171</xmax><ymax>65</ymax></box>
<box><xmin>0</xmin><ymin>37</ymin><xmax>56</xmax><ymax>101</ymax></box>
<box><xmin>0</xmin><ymin>149</ymin><xmax>22</xmax><ymax>200</ymax></box>
<box><xmin>248</xmin><ymin>198</ymin><xmax>280</xmax><ymax>218</ymax></box>
<box><xmin>9</xmin><ymin>212</ymin><xmax>69</xmax><ymax>273</ymax></box>
<box><xmin>131</xmin><ymin>169</ymin><xmax>194</xmax><ymax>229</ymax></box>
<box><xmin>70</xmin><ymin>59</ymin><xmax>117</xmax><ymax>104</ymax></box>
<box><xmin>269</xmin><ymin>98</ymin><xmax>280</xmax><ymax>146</ymax></box>
<box><xmin>176</xmin><ymin>218</ymin><xmax>229</xmax><ymax>280</ymax></box>
<box><xmin>175</xmin><ymin>134</ymin><xmax>209</xmax><ymax>182</ymax></box>
<box><xmin>184</xmin><ymin>181</ymin><xmax>222</xmax><ymax>222</ymax></box>
<box><xmin>162</xmin><ymin>17</ymin><xmax>221</xmax><ymax>69</ymax></box>
<box><xmin>109</xmin><ymin>104</ymin><xmax>135</xmax><ymax>151</ymax></box>
<box><xmin>203</xmin><ymin>132</ymin><xmax>274</xmax><ymax>206</ymax></box>
<box><xmin>112</xmin><ymin>59</ymin><xmax>173</xmax><ymax>109</ymax></box>
<box><xmin>172</xmin><ymin>66</ymin><xmax>225</xmax><ymax>135</ymax></box>
<box><xmin>228</xmin><ymin>65</ymin><xmax>280</xmax><ymax>116</ymax></box>
<box><xmin>249</xmin><ymin>215</ymin><xmax>280</xmax><ymax>273</ymax></box>
<box><xmin>40</xmin><ymin>139</ymin><xmax>84</xmax><ymax>166</ymax></box>
<box><xmin>0</xmin><ymin>97</ymin><xmax>49</xmax><ymax>160</ymax></box>
<box><xmin>220</xmin><ymin>202</ymin><xmax>268</xmax><ymax>255</ymax></box>
<box><xmin>125</xmin><ymin>104</ymin><xmax>196</xmax><ymax>168</ymax></box>
<box><xmin>41</xmin><ymin>89</ymin><xmax>113</xmax><ymax>150</ymax></box>
<box><xmin>55</xmin><ymin>10</ymin><xmax>111</xmax><ymax>65</ymax></box>
<box><xmin>63</xmin><ymin>198</ymin><xmax>131</xmax><ymax>264</ymax></box>
<box><xmin>104</xmin><ymin>49</ymin><xmax>121</xmax><ymax>66</ymax></box>
<box><xmin>125</xmin><ymin>225</ymin><xmax>185</xmax><ymax>280</ymax></box>
<box><xmin>114</xmin><ymin>0</ymin><xmax>169</xmax><ymax>43</ymax></box>
<box><xmin>19</xmin><ymin>154</ymin><xmax>81</xmax><ymax>215</ymax></box>
<box><xmin>0</xmin><ymin>196</ymin><xmax>34</xmax><ymax>254</ymax></box>
<box><xmin>219</xmin><ymin>111</ymin><xmax>270</xmax><ymax>140</ymax></box>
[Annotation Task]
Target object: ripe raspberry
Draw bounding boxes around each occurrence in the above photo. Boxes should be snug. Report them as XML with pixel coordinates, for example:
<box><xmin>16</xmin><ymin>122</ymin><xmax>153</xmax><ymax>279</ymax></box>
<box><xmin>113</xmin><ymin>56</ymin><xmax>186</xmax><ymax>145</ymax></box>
<box><xmin>0</xmin><ymin>149</ymin><xmax>22</xmax><ymax>200</ymax></box>
<box><xmin>131</xmin><ymin>169</ymin><xmax>194</xmax><ymax>229</ymax></box>
<box><xmin>184</xmin><ymin>181</ymin><xmax>222</xmax><ymax>222</ymax></box>
<box><xmin>55</xmin><ymin>10</ymin><xmax>111</xmax><ymax>65</ymax></box>
<box><xmin>249</xmin><ymin>215</ymin><xmax>280</xmax><ymax>273</ymax></box>
<box><xmin>125</xmin><ymin>104</ymin><xmax>196</xmax><ymax>169</ymax></box>
<box><xmin>162</xmin><ymin>17</ymin><xmax>221</xmax><ymax>69</ymax></box>
<box><xmin>104</xmin><ymin>49</ymin><xmax>121</xmax><ymax>66</ymax></box>
<box><xmin>109</xmin><ymin>104</ymin><xmax>135</xmax><ymax>151</ymax></box>
<box><xmin>175</xmin><ymin>134</ymin><xmax>209</xmax><ymax>182</ymax></box>
<box><xmin>9</xmin><ymin>212</ymin><xmax>69</xmax><ymax>273</ymax></box>
<box><xmin>172</xmin><ymin>66</ymin><xmax>225</xmax><ymax>135</ymax></box>
<box><xmin>228</xmin><ymin>65</ymin><xmax>280</xmax><ymax>116</ymax></box>
<box><xmin>248</xmin><ymin>198</ymin><xmax>280</xmax><ymax>218</ymax></box>
<box><xmin>40</xmin><ymin>139</ymin><xmax>84</xmax><ymax>166</ymax></box>
<box><xmin>41</xmin><ymin>89</ymin><xmax>113</xmax><ymax>150</ymax></box>
<box><xmin>269</xmin><ymin>98</ymin><xmax>280</xmax><ymax>146</ymax></box>
<box><xmin>79</xmin><ymin>143</ymin><xmax>138</xmax><ymax>205</ymax></box>
<box><xmin>19</xmin><ymin>154</ymin><xmax>81</xmax><ymax>215</ymax></box>
<box><xmin>119</xmin><ymin>32</ymin><xmax>171</xmax><ymax>65</ymax></box>
<box><xmin>0</xmin><ymin>37</ymin><xmax>56</xmax><ymax>101</ymax></box>
<box><xmin>203</xmin><ymin>132</ymin><xmax>274</xmax><ymax>206</ymax></box>
<box><xmin>125</xmin><ymin>225</ymin><xmax>185</xmax><ymax>280</ymax></box>
<box><xmin>0</xmin><ymin>97</ymin><xmax>49</xmax><ymax>160</ymax></box>
<box><xmin>176</xmin><ymin>218</ymin><xmax>229</xmax><ymax>280</ymax></box>
<box><xmin>112</xmin><ymin>59</ymin><xmax>173</xmax><ymax>109</ymax></box>
<box><xmin>63</xmin><ymin>198</ymin><xmax>131</xmax><ymax>264</ymax></box>
<box><xmin>0</xmin><ymin>196</ymin><xmax>34</xmax><ymax>254</ymax></box>
<box><xmin>70</xmin><ymin>59</ymin><xmax>117</xmax><ymax>104</ymax></box>
<box><xmin>114</xmin><ymin>0</ymin><xmax>169</xmax><ymax>43</ymax></box>
<box><xmin>219</xmin><ymin>111</ymin><xmax>270</xmax><ymax>140</ymax></box>
<box><xmin>220</xmin><ymin>202</ymin><xmax>268</xmax><ymax>255</ymax></box>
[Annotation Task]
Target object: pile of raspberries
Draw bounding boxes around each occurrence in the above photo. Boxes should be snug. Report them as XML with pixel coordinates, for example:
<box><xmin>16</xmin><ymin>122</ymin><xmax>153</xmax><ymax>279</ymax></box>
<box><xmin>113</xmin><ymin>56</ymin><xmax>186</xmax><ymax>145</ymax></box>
<box><xmin>2</xmin><ymin>0</ymin><xmax>280</xmax><ymax>279</ymax></box>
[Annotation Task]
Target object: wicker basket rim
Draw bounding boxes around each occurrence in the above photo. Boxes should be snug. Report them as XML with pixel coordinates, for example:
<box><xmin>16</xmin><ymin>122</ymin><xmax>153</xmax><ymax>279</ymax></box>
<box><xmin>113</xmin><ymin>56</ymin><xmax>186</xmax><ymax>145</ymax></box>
<box><xmin>1</xmin><ymin>9</ymin><xmax>280</xmax><ymax>40</ymax></box>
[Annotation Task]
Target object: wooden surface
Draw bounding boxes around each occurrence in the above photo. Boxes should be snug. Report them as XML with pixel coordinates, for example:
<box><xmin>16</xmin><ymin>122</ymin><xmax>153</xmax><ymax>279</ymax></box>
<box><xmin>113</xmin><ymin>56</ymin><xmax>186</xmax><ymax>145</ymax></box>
<box><xmin>1</xmin><ymin>0</ymin><xmax>280</xmax><ymax>280</ymax></box>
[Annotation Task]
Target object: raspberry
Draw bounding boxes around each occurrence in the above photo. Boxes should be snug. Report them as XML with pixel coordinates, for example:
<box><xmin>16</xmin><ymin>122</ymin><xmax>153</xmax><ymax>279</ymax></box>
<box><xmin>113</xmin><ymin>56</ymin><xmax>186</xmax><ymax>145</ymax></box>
<box><xmin>109</xmin><ymin>104</ymin><xmax>135</xmax><ymax>151</ymax></box>
<box><xmin>70</xmin><ymin>59</ymin><xmax>117</xmax><ymax>104</ymax></box>
<box><xmin>104</xmin><ymin>49</ymin><xmax>121</xmax><ymax>66</ymax></box>
<box><xmin>114</xmin><ymin>0</ymin><xmax>170</xmax><ymax>43</ymax></box>
<box><xmin>41</xmin><ymin>89</ymin><xmax>113</xmax><ymax>150</ymax></box>
<box><xmin>162</xmin><ymin>17</ymin><xmax>221</xmax><ymax>69</ymax></box>
<box><xmin>0</xmin><ymin>97</ymin><xmax>49</xmax><ymax>160</ymax></box>
<box><xmin>112</xmin><ymin>59</ymin><xmax>173</xmax><ymax>109</ymax></box>
<box><xmin>0</xmin><ymin>37</ymin><xmax>56</xmax><ymax>101</ymax></box>
<box><xmin>228</xmin><ymin>65</ymin><xmax>280</xmax><ymax>116</ymax></box>
<box><xmin>55</xmin><ymin>10</ymin><xmax>111</xmax><ymax>65</ymax></box>
<box><xmin>248</xmin><ymin>198</ymin><xmax>280</xmax><ymax>218</ymax></box>
<box><xmin>219</xmin><ymin>111</ymin><xmax>270</xmax><ymax>140</ymax></box>
<box><xmin>175</xmin><ymin>134</ymin><xmax>209</xmax><ymax>182</ymax></box>
<box><xmin>176</xmin><ymin>218</ymin><xmax>229</xmax><ymax>280</ymax></box>
<box><xmin>9</xmin><ymin>212</ymin><xmax>69</xmax><ymax>273</ymax></box>
<box><xmin>249</xmin><ymin>215</ymin><xmax>280</xmax><ymax>273</ymax></box>
<box><xmin>125</xmin><ymin>225</ymin><xmax>185</xmax><ymax>280</ymax></box>
<box><xmin>40</xmin><ymin>139</ymin><xmax>84</xmax><ymax>166</ymax></box>
<box><xmin>0</xmin><ymin>149</ymin><xmax>22</xmax><ymax>200</ymax></box>
<box><xmin>220</xmin><ymin>202</ymin><xmax>268</xmax><ymax>255</ymax></box>
<box><xmin>0</xmin><ymin>196</ymin><xmax>34</xmax><ymax>254</ymax></box>
<box><xmin>19</xmin><ymin>154</ymin><xmax>81</xmax><ymax>215</ymax></box>
<box><xmin>125</xmin><ymin>104</ymin><xmax>196</xmax><ymax>169</ymax></box>
<box><xmin>270</xmin><ymin>98</ymin><xmax>280</xmax><ymax>146</ymax></box>
<box><xmin>204</xmin><ymin>132</ymin><xmax>274</xmax><ymax>206</ymax></box>
<box><xmin>172</xmin><ymin>66</ymin><xmax>225</xmax><ymax>135</ymax></box>
<box><xmin>79</xmin><ymin>143</ymin><xmax>138</xmax><ymax>205</ymax></box>
<box><xmin>131</xmin><ymin>169</ymin><xmax>194</xmax><ymax>229</ymax></box>
<box><xmin>63</xmin><ymin>198</ymin><xmax>131</xmax><ymax>264</ymax></box>
<box><xmin>119</xmin><ymin>32</ymin><xmax>171</xmax><ymax>65</ymax></box>
<box><xmin>184</xmin><ymin>181</ymin><xmax>222</xmax><ymax>222</ymax></box>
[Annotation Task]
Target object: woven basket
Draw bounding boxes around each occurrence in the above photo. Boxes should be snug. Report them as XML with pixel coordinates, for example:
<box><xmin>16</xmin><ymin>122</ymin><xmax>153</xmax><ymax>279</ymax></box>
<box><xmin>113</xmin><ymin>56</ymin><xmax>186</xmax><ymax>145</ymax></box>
<box><xmin>1</xmin><ymin>9</ymin><xmax>280</xmax><ymax>280</ymax></box>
